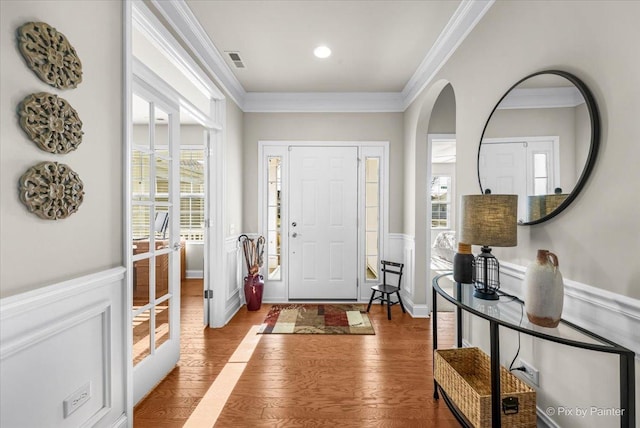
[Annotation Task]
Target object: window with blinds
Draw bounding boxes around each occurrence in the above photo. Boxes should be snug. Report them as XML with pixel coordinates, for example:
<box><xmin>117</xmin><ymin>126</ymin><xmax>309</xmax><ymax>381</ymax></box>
<box><xmin>132</xmin><ymin>148</ymin><xmax>205</xmax><ymax>241</ymax></box>
<box><xmin>431</xmin><ymin>175</ymin><xmax>451</xmax><ymax>229</ymax></box>
<box><xmin>180</xmin><ymin>149</ymin><xmax>205</xmax><ymax>241</ymax></box>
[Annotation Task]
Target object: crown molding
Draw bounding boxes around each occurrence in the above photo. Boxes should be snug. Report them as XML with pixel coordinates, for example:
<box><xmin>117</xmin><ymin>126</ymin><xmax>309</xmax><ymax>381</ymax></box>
<box><xmin>147</xmin><ymin>0</ymin><xmax>494</xmax><ymax>113</ymax></box>
<box><xmin>401</xmin><ymin>0</ymin><xmax>495</xmax><ymax>110</ymax></box>
<box><xmin>133</xmin><ymin>2</ymin><xmax>224</xmax><ymax>101</ymax></box>
<box><xmin>149</xmin><ymin>0</ymin><xmax>245</xmax><ymax>108</ymax></box>
<box><xmin>497</xmin><ymin>87</ymin><xmax>585</xmax><ymax>110</ymax></box>
<box><xmin>243</xmin><ymin>92</ymin><xmax>405</xmax><ymax>113</ymax></box>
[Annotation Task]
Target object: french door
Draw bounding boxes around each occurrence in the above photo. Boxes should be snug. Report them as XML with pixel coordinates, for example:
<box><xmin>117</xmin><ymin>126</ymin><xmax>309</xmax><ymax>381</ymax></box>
<box><xmin>130</xmin><ymin>82</ymin><xmax>181</xmax><ymax>404</ymax></box>
<box><xmin>288</xmin><ymin>146</ymin><xmax>359</xmax><ymax>300</ymax></box>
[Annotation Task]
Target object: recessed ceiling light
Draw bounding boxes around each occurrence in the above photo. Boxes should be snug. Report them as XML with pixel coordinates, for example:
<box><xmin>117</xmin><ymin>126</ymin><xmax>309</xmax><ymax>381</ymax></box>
<box><xmin>314</xmin><ymin>45</ymin><xmax>331</xmax><ymax>59</ymax></box>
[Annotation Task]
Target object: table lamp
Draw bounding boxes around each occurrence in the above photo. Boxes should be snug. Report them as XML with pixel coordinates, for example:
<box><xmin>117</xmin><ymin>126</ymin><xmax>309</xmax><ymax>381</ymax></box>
<box><xmin>459</xmin><ymin>193</ymin><xmax>518</xmax><ymax>300</ymax></box>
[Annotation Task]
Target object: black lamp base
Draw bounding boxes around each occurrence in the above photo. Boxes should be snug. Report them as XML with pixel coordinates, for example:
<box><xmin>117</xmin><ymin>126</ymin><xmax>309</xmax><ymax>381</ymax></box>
<box><xmin>473</xmin><ymin>288</ymin><xmax>499</xmax><ymax>300</ymax></box>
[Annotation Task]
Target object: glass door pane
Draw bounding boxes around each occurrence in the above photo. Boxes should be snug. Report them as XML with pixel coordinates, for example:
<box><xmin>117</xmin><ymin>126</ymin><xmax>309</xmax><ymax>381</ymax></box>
<box><xmin>131</xmin><ymin>91</ymin><xmax>179</xmax><ymax>386</ymax></box>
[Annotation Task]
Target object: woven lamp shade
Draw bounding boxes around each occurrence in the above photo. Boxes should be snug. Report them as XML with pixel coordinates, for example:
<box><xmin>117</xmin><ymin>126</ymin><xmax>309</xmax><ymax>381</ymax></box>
<box><xmin>459</xmin><ymin>195</ymin><xmax>518</xmax><ymax>247</ymax></box>
<box><xmin>527</xmin><ymin>194</ymin><xmax>568</xmax><ymax>222</ymax></box>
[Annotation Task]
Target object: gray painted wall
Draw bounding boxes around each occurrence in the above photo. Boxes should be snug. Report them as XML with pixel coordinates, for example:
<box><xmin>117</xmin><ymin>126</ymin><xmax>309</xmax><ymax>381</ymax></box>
<box><xmin>0</xmin><ymin>1</ymin><xmax>123</xmax><ymax>297</ymax></box>
<box><xmin>242</xmin><ymin>112</ymin><xmax>404</xmax><ymax>233</ymax></box>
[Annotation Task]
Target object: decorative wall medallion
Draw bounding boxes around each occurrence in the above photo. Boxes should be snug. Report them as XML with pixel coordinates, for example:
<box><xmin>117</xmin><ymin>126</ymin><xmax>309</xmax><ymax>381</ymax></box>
<box><xmin>19</xmin><ymin>161</ymin><xmax>85</xmax><ymax>220</ymax></box>
<box><xmin>17</xmin><ymin>22</ymin><xmax>83</xmax><ymax>89</ymax></box>
<box><xmin>18</xmin><ymin>92</ymin><xmax>83</xmax><ymax>154</ymax></box>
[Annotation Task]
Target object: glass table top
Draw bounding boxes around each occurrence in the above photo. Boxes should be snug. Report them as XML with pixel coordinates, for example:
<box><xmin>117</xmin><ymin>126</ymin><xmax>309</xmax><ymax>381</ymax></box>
<box><xmin>433</xmin><ymin>272</ymin><xmax>630</xmax><ymax>353</ymax></box>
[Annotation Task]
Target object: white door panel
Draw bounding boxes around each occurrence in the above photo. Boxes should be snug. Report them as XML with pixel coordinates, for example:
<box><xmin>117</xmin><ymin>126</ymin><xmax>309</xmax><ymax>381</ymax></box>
<box><xmin>289</xmin><ymin>147</ymin><xmax>358</xmax><ymax>299</ymax></box>
<box><xmin>480</xmin><ymin>142</ymin><xmax>527</xmax><ymax>221</ymax></box>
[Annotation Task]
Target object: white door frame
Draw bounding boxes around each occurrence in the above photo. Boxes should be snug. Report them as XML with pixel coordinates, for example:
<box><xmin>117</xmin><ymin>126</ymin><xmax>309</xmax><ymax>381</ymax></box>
<box><xmin>258</xmin><ymin>141</ymin><xmax>389</xmax><ymax>302</ymax></box>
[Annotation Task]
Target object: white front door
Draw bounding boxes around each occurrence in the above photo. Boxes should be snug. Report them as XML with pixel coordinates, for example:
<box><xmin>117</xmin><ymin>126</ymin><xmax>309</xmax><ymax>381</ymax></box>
<box><xmin>130</xmin><ymin>86</ymin><xmax>181</xmax><ymax>404</ymax></box>
<box><xmin>288</xmin><ymin>146</ymin><xmax>358</xmax><ymax>300</ymax></box>
<box><xmin>479</xmin><ymin>141</ymin><xmax>527</xmax><ymax>221</ymax></box>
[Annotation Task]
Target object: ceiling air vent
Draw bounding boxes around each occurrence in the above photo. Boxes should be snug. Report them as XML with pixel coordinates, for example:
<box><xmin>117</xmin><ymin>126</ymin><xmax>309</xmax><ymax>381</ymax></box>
<box><xmin>227</xmin><ymin>52</ymin><xmax>245</xmax><ymax>69</ymax></box>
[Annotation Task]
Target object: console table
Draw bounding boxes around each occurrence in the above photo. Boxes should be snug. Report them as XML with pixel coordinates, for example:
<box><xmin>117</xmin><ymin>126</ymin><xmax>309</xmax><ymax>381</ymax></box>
<box><xmin>432</xmin><ymin>272</ymin><xmax>635</xmax><ymax>428</ymax></box>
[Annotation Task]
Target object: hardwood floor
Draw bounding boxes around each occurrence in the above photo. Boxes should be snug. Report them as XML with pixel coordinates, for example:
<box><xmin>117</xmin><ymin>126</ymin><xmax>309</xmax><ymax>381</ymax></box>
<box><xmin>134</xmin><ymin>279</ymin><xmax>458</xmax><ymax>427</ymax></box>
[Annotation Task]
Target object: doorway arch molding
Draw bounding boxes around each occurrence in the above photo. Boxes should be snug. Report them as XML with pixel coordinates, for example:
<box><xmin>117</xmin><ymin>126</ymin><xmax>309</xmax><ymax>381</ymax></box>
<box><xmin>406</xmin><ymin>79</ymin><xmax>457</xmax><ymax>315</ymax></box>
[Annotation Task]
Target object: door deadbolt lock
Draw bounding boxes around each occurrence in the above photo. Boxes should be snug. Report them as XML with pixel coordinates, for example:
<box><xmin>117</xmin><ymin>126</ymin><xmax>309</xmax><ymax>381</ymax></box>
<box><xmin>291</xmin><ymin>222</ymin><xmax>297</xmax><ymax>227</ymax></box>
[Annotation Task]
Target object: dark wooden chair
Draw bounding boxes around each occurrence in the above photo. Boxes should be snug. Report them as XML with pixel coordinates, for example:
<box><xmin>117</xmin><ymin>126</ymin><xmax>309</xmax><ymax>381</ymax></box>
<box><xmin>366</xmin><ymin>260</ymin><xmax>406</xmax><ymax>320</ymax></box>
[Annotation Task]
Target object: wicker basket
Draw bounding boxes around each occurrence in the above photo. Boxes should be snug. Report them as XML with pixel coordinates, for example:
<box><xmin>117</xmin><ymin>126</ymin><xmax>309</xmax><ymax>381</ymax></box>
<box><xmin>434</xmin><ymin>347</ymin><xmax>536</xmax><ymax>428</ymax></box>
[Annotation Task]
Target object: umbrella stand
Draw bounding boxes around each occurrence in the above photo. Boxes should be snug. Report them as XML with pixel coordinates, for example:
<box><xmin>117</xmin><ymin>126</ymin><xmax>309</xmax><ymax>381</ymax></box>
<box><xmin>238</xmin><ymin>234</ymin><xmax>265</xmax><ymax>310</ymax></box>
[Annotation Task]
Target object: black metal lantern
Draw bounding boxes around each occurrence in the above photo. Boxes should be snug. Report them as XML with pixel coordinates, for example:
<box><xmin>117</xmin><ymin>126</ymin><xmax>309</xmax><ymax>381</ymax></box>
<box><xmin>471</xmin><ymin>246</ymin><xmax>500</xmax><ymax>300</ymax></box>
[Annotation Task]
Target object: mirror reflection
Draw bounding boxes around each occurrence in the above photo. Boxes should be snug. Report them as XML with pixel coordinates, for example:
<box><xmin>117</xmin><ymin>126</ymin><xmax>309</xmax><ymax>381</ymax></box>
<box><xmin>478</xmin><ymin>72</ymin><xmax>598</xmax><ymax>224</ymax></box>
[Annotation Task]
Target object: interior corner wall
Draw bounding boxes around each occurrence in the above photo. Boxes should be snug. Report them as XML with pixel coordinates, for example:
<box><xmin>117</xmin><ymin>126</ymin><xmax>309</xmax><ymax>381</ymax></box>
<box><xmin>406</xmin><ymin>0</ymin><xmax>640</xmax><ymax>300</ymax></box>
<box><xmin>0</xmin><ymin>1</ymin><xmax>123</xmax><ymax>297</ymax></box>
<box><xmin>242</xmin><ymin>112</ymin><xmax>404</xmax><ymax>234</ymax></box>
<box><xmin>225</xmin><ymin>99</ymin><xmax>244</xmax><ymax>237</ymax></box>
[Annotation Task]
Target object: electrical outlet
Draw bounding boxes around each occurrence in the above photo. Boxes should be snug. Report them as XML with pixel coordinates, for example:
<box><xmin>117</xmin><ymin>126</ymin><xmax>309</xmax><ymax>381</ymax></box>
<box><xmin>518</xmin><ymin>359</ymin><xmax>540</xmax><ymax>386</ymax></box>
<box><xmin>63</xmin><ymin>382</ymin><xmax>91</xmax><ymax>418</ymax></box>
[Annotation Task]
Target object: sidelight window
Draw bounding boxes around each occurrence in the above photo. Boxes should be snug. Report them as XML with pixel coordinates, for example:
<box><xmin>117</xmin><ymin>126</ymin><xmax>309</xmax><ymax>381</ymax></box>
<box><xmin>267</xmin><ymin>157</ymin><xmax>282</xmax><ymax>280</ymax></box>
<box><xmin>365</xmin><ymin>158</ymin><xmax>380</xmax><ymax>280</ymax></box>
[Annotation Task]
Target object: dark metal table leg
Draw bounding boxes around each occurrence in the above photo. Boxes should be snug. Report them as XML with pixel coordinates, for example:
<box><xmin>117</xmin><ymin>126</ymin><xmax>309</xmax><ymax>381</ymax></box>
<box><xmin>456</xmin><ymin>282</ymin><xmax>463</xmax><ymax>348</ymax></box>
<box><xmin>433</xmin><ymin>284</ymin><xmax>439</xmax><ymax>399</ymax></box>
<box><xmin>620</xmin><ymin>351</ymin><xmax>636</xmax><ymax>428</ymax></box>
<box><xmin>490</xmin><ymin>321</ymin><xmax>501</xmax><ymax>428</ymax></box>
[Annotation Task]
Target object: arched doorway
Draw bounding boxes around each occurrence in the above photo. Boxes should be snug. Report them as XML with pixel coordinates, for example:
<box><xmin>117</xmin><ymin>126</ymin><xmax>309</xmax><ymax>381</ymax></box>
<box><xmin>409</xmin><ymin>81</ymin><xmax>457</xmax><ymax>314</ymax></box>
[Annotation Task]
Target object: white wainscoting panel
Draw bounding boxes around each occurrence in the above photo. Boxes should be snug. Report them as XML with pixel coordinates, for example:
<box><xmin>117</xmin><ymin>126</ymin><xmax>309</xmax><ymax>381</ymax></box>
<box><xmin>0</xmin><ymin>267</ymin><xmax>127</xmax><ymax>428</ymax></box>
<box><xmin>499</xmin><ymin>262</ymin><xmax>640</xmax><ymax>358</ymax></box>
<box><xmin>224</xmin><ymin>236</ymin><xmax>243</xmax><ymax>325</ymax></box>
<box><xmin>387</xmin><ymin>234</ymin><xmax>429</xmax><ymax>317</ymax></box>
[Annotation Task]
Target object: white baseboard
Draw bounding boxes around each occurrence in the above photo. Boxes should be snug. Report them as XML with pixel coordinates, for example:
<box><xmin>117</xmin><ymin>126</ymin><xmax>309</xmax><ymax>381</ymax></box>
<box><xmin>185</xmin><ymin>270</ymin><xmax>203</xmax><ymax>279</ymax></box>
<box><xmin>536</xmin><ymin>408</ymin><xmax>560</xmax><ymax>428</ymax></box>
<box><xmin>402</xmin><ymin>293</ymin><xmax>430</xmax><ymax>318</ymax></box>
<box><xmin>111</xmin><ymin>414</ymin><xmax>128</xmax><ymax>428</ymax></box>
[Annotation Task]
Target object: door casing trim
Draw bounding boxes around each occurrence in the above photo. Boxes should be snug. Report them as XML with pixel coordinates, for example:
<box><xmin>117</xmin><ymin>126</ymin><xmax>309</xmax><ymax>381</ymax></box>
<box><xmin>258</xmin><ymin>141</ymin><xmax>390</xmax><ymax>302</ymax></box>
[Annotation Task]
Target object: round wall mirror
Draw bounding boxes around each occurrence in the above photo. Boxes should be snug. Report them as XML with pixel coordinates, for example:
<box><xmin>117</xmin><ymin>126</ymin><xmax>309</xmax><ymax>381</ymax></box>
<box><xmin>477</xmin><ymin>70</ymin><xmax>600</xmax><ymax>225</ymax></box>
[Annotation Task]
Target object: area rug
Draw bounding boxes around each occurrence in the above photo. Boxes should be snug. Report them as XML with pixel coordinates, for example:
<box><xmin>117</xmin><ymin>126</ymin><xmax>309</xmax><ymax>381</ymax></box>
<box><xmin>258</xmin><ymin>304</ymin><xmax>375</xmax><ymax>335</ymax></box>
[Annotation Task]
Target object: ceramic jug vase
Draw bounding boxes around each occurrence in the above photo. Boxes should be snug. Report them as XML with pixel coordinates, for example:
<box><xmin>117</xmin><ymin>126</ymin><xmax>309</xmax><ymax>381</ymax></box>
<box><xmin>524</xmin><ymin>249</ymin><xmax>564</xmax><ymax>328</ymax></box>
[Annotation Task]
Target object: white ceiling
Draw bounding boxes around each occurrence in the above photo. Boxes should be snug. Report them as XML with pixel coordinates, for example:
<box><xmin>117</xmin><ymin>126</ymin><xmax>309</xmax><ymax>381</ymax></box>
<box><xmin>185</xmin><ymin>0</ymin><xmax>462</xmax><ymax>93</ymax></box>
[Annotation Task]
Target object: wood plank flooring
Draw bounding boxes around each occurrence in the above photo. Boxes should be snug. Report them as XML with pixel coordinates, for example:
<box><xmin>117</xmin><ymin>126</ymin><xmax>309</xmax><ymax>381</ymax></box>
<box><xmin>134</xmin><ymin>279</ymin><xmax>458</xmax><ymax>427</ymax></box>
